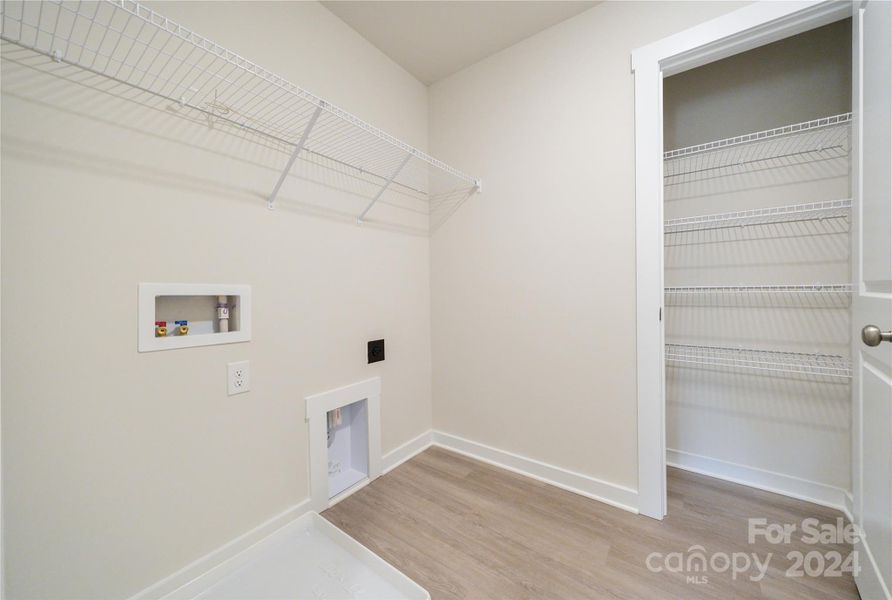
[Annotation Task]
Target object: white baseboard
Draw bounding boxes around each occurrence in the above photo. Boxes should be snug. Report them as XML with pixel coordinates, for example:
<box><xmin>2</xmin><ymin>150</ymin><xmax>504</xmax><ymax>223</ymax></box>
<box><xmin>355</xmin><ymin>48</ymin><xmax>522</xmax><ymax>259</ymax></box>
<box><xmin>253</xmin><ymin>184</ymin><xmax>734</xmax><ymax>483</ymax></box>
<box><xmin>132</xmin><ymin>429</ymin><xmax>640</xmax><ymax>599</ymax></box>
<box><xmin>844</xmin><ymin>491</ymin><xmax>854</xmax><ymax>523</ymax></box>
<box><xmin>857</xmin><ymin>534</ymin><xmax>892</xmax><ymax>600</ymax></box>
<box><xmin>129</xmin><ymin>499</ymin><xmax>312</xmax><ymax>600</ymax></box>
<box><xmin>387</xmin><ymin>429</ymin><xmax>639</xmax><ymax>513</ymax></box>
<box><xmin>667</xmin><ymin>448</ymin><xmax>851</xmax><ymax>515</ymax></box>
<box><xmin>132</xmin><ymin>429</ymin><xmax>435</xmax><ymax>599</ymax></box>
<box><xmin>382</xmin><ymin>430</ymin><xmax>434</xmax><ymax>474</ymax></box>
<box><xmin>432</xmin><ymin>431</ymin><xmax>638</xmax><ymax>514</ymax></box>
<box><xmin>383</xmin><ymin>429</ymin><xmax>639</xmax><ymax>514</ymax></box>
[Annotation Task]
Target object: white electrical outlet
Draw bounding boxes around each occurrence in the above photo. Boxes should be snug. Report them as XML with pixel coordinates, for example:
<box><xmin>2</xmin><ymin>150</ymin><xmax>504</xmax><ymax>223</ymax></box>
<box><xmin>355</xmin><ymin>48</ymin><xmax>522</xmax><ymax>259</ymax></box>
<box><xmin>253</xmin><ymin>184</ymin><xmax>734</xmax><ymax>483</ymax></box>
<box><xmin>227</xmin><ymin>360</ymin><xmax>250</xmax><ymax>395</ymax></box>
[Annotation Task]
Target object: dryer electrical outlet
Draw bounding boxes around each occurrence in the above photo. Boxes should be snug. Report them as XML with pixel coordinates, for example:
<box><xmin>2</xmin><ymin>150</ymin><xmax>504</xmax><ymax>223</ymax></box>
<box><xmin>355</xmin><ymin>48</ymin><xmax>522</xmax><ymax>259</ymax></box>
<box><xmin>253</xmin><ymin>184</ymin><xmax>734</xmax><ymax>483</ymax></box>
<box><xmin>367</xmin><ymin>339</ymin><xmax>385</xmax><ymax>364</ymax></box>
<box><xmin>227</xmin><ymin>361</ymin><xmax>250</xmax><ymax>395</ymax></box>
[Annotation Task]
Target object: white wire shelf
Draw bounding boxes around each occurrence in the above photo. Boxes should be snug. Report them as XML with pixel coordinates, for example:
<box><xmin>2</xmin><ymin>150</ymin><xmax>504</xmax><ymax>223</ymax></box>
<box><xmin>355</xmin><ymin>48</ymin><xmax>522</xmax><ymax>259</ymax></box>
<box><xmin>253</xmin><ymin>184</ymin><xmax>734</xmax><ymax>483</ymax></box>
<box><xmin>665</xmin><ymin>284</ymin><xmax>853</xmax><ymax>295</ymax></box>
<box><xmin>664</xmin><ymin>199</ymin><xmax>851</xmax><ymax>234</ymax></box>
<box><xmin>666</xmin><ymin>344</ymin><xmax>852</xmax><ymax>379</ymax></box>
<box><xmin>664</xmin><ymin>113</ymin><xmax>851</xmax><ymax>182</ymax></box>
<box><xmin>664</xmin><ymin>284</ymin><xmax>853</xmax><ymax>307</ymax></box>
<box><xmin>0</xmin><ymin>0</ymin><xmax>480</xmax><ymax>223</ymax></box>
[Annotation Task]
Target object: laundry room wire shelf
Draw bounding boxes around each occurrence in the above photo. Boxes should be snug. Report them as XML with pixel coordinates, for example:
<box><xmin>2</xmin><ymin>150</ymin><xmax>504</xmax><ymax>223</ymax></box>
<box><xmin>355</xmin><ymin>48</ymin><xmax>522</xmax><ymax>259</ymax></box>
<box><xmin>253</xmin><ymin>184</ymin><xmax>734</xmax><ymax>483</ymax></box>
<box><xmin>664</xmin><ymin>113</ymin><xmax>851</xmax><ymax>183</ymax></box>
<box><xmin>0</xmin><ymin>0</ymin><xmax>480</xmax><ymax>222</ymax></box>
<box><xmin>664</xmin><ymin>199</ymin><xmax>851</xmax><ymax>234</ymax></box>
<box><xmin>665</xmin><ymin>343</ymin><xmax>852</xmax><ymax>379</ymax></box>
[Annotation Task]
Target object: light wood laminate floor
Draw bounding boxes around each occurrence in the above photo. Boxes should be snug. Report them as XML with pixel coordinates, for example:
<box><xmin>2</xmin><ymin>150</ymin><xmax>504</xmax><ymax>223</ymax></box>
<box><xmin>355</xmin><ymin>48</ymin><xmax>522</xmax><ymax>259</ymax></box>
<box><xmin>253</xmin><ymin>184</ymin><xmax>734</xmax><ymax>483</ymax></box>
<box><xmin>323</xmin><ymin>447</ymin><xmax>858</xmax><ymax>600</ymax></box>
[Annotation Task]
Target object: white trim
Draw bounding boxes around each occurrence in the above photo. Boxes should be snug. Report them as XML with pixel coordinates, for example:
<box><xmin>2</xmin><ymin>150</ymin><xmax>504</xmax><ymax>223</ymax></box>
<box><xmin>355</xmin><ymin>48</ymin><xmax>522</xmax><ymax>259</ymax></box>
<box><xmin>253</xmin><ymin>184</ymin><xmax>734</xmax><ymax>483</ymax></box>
<box><xmin>327</xmin><ymin>477</ymin><xmax>372</xmax><ymax>508</ymax></box>
<box><xmin>131</xmin><ymin>426</ymin><xmax>431</xmax><ymax>600</ymax></box>
<box><xmin>129</xmin><ymin>499</ymin><xmax>312</xmax><ymax>600</ymax></box>
<box><xmin>305</xmin><ymin>377</ymin><xmax>382</xmax><ymax>512</ymax></box>
<box><xmin>132</xmin><ymin>429</ymin><xmax>641</xmax><ymax>599</ymax></box>
<box><xmin>631</xmin><ymin>0</ymin><xmax>853</xmax><ymax>521</ymax></box>
<box><xmin>432</xmin><ymin>431</ymin><xmax>638</xmax><ymax>514</ymax></box>
<box><xmin>633</xmin><ymin>53</ymin><xmax>667</xmax><ymax>521</ymax></box>
<box><xmin>383</xmin><ymin>430</ymin><xmax>434</xmax><ymax>474</ymax></box>
<box><xmin>631</xmin><ymin>1</ymin><xmax>851</xmax><ymax>74</ymax></box>
<box><xmin>857</xmin><ymin>533</ymin><xmax>892</xmax><ymax>600</ymax></box>
<box><xmin>377</xmin><ymin>428</ymin><xmax>639</xmax><ymax>513</ymax></box>
<box><xmin>667</xmin><ymin>449</ymin><xmax>851</xmax><ymax>514</ymax></box>
<box><xmin>384</xmin><ymin>429</ymin><xmax>639</xmax><ymax>513</ymax></box>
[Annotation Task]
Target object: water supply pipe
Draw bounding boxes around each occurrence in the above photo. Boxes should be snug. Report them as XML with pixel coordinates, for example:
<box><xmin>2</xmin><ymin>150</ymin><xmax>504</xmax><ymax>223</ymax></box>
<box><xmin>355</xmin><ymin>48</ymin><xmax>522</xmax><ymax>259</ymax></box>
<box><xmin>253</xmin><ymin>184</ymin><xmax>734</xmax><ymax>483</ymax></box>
<box><xmin>217</xmin><ymin>295</ymin><xmax>230</xmax><ymax>333</ymax></box>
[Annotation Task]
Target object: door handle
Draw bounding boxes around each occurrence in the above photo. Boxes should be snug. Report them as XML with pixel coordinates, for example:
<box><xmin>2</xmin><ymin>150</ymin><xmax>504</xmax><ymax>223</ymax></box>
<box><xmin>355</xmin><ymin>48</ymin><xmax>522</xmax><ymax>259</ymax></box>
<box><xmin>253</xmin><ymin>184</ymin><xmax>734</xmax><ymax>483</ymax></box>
<box><xmin>861</xmin><ymin>325</ymin><xmax>892</xmax><ymax>346</ymax></box>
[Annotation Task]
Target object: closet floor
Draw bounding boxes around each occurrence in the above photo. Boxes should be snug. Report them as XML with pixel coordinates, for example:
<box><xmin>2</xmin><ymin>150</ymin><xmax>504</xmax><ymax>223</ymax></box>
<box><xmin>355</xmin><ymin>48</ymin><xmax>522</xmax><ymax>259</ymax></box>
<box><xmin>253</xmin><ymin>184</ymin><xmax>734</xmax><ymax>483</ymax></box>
<box><xmin>323</xmin><ymin>447</ymin><xmax>858</xmax><ymax>600</ymax></box>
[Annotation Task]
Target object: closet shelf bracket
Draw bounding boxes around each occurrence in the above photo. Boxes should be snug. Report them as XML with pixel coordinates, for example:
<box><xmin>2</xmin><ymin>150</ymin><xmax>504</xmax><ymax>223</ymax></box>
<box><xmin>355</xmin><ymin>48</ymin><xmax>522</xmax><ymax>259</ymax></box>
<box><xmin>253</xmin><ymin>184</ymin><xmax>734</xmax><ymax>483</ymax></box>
<box><xmin>267</xmin><ymin>104</ymin><xmax>324</xmax><ymax>210</ymax></box>
<box><xmin>357</xmin><ymin>151</ymin><xmax>413</xmax><ymax>224</ymax></box>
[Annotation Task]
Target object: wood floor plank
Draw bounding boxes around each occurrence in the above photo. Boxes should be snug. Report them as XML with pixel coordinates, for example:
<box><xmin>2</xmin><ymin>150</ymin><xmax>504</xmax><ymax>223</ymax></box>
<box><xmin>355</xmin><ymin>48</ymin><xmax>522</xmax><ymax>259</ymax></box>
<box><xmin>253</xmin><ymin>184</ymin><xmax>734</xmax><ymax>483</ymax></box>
<box><xmin>323</xmin><ymin>448</ymin><xmax>859</xmax><ymax>600</ymax></box>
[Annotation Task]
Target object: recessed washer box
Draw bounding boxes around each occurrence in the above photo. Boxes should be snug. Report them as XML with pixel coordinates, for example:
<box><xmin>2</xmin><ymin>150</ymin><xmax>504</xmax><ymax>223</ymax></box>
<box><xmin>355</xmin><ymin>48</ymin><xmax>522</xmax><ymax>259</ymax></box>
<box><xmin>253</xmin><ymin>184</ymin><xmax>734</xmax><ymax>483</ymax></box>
<box><xmin>138</xmin><ymin>283</ymin><xmax>251</xmax><ymax>352</ymax></box>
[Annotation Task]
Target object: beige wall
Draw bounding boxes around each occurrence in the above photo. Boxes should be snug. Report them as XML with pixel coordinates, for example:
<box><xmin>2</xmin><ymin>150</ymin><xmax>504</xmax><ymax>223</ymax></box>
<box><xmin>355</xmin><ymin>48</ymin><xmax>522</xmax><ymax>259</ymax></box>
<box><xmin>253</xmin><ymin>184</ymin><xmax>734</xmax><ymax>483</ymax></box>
<box><xmin>1</xmin><ymin>2</ymin><xmax>431</xmax><ymax>598</ymax></box>
<box><xmin>428</xmin><ymin>1</ymin><xmax>747</xmax><ymax>492</ymax></box>
<box><xmin>664</xmin><ymin>18</ymin><xmax>851</xmax><ymax>150</ymax></box>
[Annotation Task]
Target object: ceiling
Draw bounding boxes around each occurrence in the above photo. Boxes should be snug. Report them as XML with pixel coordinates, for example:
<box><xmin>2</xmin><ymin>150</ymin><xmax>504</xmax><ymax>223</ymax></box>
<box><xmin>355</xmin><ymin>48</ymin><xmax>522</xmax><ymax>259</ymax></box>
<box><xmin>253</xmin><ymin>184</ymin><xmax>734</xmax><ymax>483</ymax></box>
<box><xmin>321</xmin><ymin>1</ymin><xmax>599</xmax><ymax>85</ymax></box>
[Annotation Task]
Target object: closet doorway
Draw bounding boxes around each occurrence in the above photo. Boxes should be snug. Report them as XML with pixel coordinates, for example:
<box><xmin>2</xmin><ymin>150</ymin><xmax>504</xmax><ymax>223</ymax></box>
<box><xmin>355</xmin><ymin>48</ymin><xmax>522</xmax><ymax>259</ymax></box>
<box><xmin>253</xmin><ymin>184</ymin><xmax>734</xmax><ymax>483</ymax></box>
<box><xmin>661</xmin><ymin>21</ymin><xmax>853</xmax><ymax>515</ymax></box>
<box><xmin>632</xmin><ymin>3</ymin><xmax>891</xmax><ymax>598</ymax></box>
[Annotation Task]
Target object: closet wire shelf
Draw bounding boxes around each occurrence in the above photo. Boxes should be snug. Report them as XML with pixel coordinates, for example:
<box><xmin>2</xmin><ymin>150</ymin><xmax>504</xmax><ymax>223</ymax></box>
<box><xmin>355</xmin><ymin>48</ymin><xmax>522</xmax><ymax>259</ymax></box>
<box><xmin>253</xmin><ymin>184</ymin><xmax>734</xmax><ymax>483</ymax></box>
<box><xmin>666</xmin><ymin>344</ymin><xmax>852</xmax><ymax>379</ymax></box>
<box><xmin>664</xmin><ymin>199</ymin><xmax>851</xmax><ymax>234</ymax></box>
<box><xmin>664</xmin><ymin>284</ymin><xmax>853</xmax><ymax>307</ymax></box>
<box><xmin>665</xmin><ymin>284</ymin><xmax>852</xmax><ymax>295</ymax></box>
<box><xmin>664</xmin><ymin>113</ymin><xmax>851</xmax><ymax>183</ymax></box>
<box><xmin>0</xmin><ymin>0</ymin><xmax>481</xmax><ymax>223</ymax></box>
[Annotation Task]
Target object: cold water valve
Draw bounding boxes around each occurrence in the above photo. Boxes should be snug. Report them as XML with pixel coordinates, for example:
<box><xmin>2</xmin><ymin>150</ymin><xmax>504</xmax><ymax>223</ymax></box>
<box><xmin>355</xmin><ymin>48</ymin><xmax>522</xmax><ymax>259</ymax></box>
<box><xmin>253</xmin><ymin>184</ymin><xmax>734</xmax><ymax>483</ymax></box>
<box><xmin>175</xmin><ymin>320</ymin><xmax>189</xmax><ymax>336</ymax></box>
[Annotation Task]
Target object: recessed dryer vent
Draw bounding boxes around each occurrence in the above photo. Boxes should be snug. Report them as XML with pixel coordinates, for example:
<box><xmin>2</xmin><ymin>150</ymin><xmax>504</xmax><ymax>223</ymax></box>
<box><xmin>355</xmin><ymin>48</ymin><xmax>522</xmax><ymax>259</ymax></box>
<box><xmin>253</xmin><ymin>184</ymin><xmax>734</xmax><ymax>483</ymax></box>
<box><xmin>327</xmin><ymin>400</ymin><xmax>369</xmax><ymax>497</ymax></box>
<box><xmin>306</xmin><ymin>377</ymin><xmax>382</xmax><ymax>511</ymax></box>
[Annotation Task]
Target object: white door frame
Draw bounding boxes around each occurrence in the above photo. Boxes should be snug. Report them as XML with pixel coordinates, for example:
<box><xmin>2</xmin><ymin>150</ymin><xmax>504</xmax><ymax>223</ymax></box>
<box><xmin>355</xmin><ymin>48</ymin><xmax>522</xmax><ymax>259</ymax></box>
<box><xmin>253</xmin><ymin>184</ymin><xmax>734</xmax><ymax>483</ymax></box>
<box><xmin>631</xmin><ymin>0</ymin><xmax>853</xmax><ymax>520</ymax></box>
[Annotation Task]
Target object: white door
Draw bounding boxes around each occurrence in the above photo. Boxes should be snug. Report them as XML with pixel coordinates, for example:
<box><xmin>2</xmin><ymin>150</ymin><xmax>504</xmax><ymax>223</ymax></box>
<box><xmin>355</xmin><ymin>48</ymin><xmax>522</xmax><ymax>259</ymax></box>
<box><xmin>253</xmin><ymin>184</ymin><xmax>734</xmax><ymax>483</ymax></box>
<box><xmin>852</xmin><ymin>2</ymin><xmax>892</xmax><ymax>599</ymax></box>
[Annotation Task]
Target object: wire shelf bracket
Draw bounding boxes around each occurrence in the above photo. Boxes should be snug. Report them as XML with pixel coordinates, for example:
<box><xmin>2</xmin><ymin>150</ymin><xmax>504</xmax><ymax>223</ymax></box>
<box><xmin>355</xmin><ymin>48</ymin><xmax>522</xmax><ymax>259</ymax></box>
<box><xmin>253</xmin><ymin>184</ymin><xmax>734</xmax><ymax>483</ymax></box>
<box><xmin>0</xmin><ymin>0</ymin><xmax>482</xmax><ymax>227</ymax></box>
<box><xmin>267</xmin><ymin>104</ymin><xmax>323</xmax><ymax>210</ymax></box>
<box><xmin>357</xmin><ymin>151</ymin><xmax>413</xmax><ymax>224</ymax></box>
